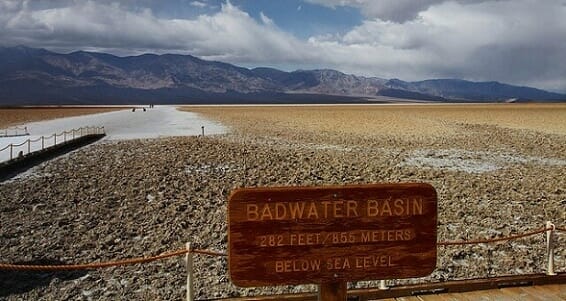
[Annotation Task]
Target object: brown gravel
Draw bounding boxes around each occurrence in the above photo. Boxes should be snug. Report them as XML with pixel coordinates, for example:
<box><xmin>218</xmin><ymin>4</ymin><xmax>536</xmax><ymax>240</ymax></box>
<box><xmin>185</xmin><ymin>103</ymin><xmax>566</xmax><ymax>137</ymax></box>
<box><xmin>0</xmin><ymin>107</ymin><xmax>127</xmax><ymax>128</ymax></box>
<box><xmin>0</xmin><ymin>104</ymin><xmax>564</xmax><ymax>300</ymax></box>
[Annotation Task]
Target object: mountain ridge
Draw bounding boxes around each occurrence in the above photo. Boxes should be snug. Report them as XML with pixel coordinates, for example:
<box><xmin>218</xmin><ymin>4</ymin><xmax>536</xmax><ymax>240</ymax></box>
<box><xmin>1</xmin><ymin>46</ymin><xmax>564</xmax><ymax>105</ymax></box>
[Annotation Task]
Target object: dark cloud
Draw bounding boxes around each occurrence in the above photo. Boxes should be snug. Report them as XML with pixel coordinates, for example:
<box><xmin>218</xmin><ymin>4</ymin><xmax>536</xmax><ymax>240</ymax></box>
<box><xmin>0</xmin><ymin>0</ymin><xmax>565</xmax><ymax>92</ymax></box>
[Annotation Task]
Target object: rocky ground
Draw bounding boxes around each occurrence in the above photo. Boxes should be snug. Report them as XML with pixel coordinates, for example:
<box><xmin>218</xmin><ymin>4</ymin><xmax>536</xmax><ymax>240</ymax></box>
<box><xmin>0</xmin><ymin>105</ymin><xmax>565</xmax><ymax>300</ymax></box>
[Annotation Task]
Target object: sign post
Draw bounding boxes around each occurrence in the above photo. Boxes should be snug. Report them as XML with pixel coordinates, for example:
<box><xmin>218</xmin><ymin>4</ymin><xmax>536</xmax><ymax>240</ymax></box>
<box><xmin>319</xmin><ymin>282</ymin><xmax>347</xmax><ymax>301</ymax></box>
<box><xmin>228</xmin><ymin>183</ymin><xmax>437</xmax><ymax>298</ymax></box>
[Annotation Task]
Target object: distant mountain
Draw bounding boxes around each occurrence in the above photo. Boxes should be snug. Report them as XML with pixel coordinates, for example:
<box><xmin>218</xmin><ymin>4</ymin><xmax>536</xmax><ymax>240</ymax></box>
<box><xmin>0</xmin><ymin>46</ymin><xmax>564</xmax><ymax>104</ymax></box>
<box><xmin>382</xmin><ymin>78</ymin><xmax>565</xmax><ymax>102</ymax></box>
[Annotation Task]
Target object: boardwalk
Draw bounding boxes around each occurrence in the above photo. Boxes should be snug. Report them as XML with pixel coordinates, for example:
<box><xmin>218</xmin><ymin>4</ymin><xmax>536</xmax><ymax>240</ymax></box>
<box><xmin>215</xmin><ymin>273</ymin><xmax>566</xmax><ymax>301</ymax></box>
<box><xmin>389</xmin><ymin>284</ymin><xmax>564</xmax><ymax>300</ymax></box>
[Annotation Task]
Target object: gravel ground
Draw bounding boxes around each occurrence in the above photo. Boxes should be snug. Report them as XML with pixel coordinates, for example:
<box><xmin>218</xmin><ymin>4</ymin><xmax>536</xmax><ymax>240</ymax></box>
<box><xmin>0</xmin><ymin>107</ymin><xmax>565</xmax><ymax>300</ymax></box>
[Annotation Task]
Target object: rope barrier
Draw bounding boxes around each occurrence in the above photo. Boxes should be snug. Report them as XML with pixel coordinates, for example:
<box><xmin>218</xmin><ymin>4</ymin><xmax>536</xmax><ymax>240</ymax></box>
<box><xmin>0</xmin><ymin>126</ymin><xmax>104</xmax><ymax>160</ymax></box>
<box><xmin>0</xmin><ymin>249</ymin><xmax>187</xmax><ymax>271</ymax></box>
<box><xmin>29</xmin><ymin>136</ymin><xmax>43</xmax><ymax>143</ymax></box>
<box><xmin>438</xmin><ymin>227</ymin><xmax>548</xmax><ymax>246</ymax></box>
<box><xmin>11</xmin><ymin>140</ymin><xmax>28</xmax><ymax>147</ymax></box>
<box><xmin>0</xmin><ymin>225</ymin><xmax>560</xmax><ymax>271</ymax></box>
<box><xmin>0</xmin><ymin>126</ymin><xmax>28</xmax><ymax>137</ymax></box>
<box><xmin>0</xmin><ymin>248</ymin><xmax>225</xmax><ymax>271</ymax></box>
<box><xmin>190</xmin><ymin>249</ymin><xmax>227</xmax><ymax>257</ymax></box>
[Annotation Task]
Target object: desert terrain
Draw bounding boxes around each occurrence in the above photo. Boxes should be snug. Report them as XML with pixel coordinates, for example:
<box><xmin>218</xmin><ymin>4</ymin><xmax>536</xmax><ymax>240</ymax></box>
<box><xmin>0</xmin><ymin>104</ymin><xmax>564</xmax><ymax>300</ymax></box>
<box><xmin>0</xmin><ymin>107</ymin><xmax>125</xmax><ymax>129</ymax></box>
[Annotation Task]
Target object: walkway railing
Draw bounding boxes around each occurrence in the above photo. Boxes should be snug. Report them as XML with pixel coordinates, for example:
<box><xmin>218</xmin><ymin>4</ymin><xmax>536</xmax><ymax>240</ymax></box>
<box><xmin>0</xmin><ymin>126</ymin><xmax>105</xmax><ymax>161</ymax></box>
<box><xmin>0</xmin><ymin>221</ymin><xmax>563</xmax><ymax>300</ymax></box>
<box><xmin>1</xmin><ymin>126</ymin><xmax>29</xmax><ymax>137</ymax></box>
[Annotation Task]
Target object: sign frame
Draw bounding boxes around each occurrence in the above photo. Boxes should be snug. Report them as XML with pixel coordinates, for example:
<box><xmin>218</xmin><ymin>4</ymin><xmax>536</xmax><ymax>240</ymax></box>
<box><xmin>228</xmin><ymin>183</ymin><xmax>437</xmax><ymax>287</ymax></box>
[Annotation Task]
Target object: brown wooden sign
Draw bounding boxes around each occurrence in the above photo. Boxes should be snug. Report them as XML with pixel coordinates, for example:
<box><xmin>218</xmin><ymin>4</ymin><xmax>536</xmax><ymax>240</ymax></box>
<box><xmin>228</xmin><ymin>183</ymin><xmax>437</xmax><ymax>287</ymax></box>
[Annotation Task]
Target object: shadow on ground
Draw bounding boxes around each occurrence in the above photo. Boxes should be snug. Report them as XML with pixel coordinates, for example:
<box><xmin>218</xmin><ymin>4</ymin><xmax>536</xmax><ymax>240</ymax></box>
<box><xmin>0</xmin><ymin>258</ymin><xmax>87</xmax><ymax>297</ymax></box>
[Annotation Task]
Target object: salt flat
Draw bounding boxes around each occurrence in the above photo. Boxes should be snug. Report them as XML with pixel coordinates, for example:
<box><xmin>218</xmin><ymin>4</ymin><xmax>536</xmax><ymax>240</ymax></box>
<box><xmin>1</xmin><ymin>104</ymin><xmax>564</xmax><ymax>300</ymax></box>
<box><xmin>0</xmin><ymin>106</ymin><xmax>226</xmax><ymax>162</ymax></box>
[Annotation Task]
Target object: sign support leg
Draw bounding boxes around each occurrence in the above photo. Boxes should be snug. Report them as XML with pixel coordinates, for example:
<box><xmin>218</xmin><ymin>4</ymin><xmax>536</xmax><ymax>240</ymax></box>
<box><xmin>318</xmin><ymin>282</ymin><xmax>347</xmax><ymax>301</ymax></box>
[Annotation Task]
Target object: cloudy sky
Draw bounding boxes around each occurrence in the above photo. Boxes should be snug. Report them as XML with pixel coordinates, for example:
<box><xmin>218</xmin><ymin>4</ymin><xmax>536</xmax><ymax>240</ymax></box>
<box><xmin>1</xmin><ymin>0</ymin><xmax>565</xmax><ymax>92</ymax></box>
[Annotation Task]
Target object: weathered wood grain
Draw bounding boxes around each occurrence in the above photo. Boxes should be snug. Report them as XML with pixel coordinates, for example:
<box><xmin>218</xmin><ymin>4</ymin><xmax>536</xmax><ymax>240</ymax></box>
<box><xmin>228</xmin><ymin>183</ymin><xmax>438</xmax><ymax>287</ymax></box>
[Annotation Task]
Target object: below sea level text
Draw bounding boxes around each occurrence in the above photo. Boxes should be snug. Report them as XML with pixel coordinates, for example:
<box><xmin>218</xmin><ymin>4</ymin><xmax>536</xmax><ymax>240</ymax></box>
<box><xmin>275</xmin><ymin>255</ymin><xmax>395</xmax><ymax>273</ymax></box>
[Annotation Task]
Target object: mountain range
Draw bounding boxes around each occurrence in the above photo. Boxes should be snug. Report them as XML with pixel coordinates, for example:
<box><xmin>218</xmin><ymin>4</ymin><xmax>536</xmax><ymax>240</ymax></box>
<box><xmin>0</xmin><ymin>46</ymin><xmax>564</xmax><ymax>105</ymax></box>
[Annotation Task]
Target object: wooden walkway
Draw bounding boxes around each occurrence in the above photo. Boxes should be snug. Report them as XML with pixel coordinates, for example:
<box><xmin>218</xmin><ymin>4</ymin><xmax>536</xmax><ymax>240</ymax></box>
<box><xmin>385</xmin><ymin>284</ymin><xmax>565</xmax><ymax>300</ymax></box>
<box><xmin>213</xmin><ymin>273</ymin><xmax>565</xmax><ymax>301</ymax></box>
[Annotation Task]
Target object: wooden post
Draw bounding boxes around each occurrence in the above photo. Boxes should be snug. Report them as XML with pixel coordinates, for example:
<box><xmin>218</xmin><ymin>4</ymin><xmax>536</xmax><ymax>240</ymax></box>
<box><xmin>242</xmin><ymin>149</ymin><xmax>247</xmax><ymax>187</ymax></box>
<box><xmin>318</xmin><ymin>282</ymin><xmax>347</xmax><ymax>301</ymax></box>
<box><xmin>186</xmin><ymin>243</ymin><xmax>194</xmax><ymax>301</ymax></box>
<box><xmin>201</xmin><ymin>126</ymin><xmax>205</xmax><ymax>137</ymax></box>
<box><xmin>546</xmin><ymin>221</ymin><xmax>556</xmax><ymax>276</ymax></box>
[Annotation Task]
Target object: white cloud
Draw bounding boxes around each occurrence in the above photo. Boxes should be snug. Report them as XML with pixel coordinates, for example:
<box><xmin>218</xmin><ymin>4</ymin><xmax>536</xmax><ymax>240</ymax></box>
<box><xmin>0</xmin><ymin>0</ymin><xmax>565</xmax><ymax>92</ymax></box>
<box><xmin>0</xmin><ymin>1</ymin><xmax>312</xmax><ymax>62</ymax></box>
<box><xmin>190</xmin><ymin>1</ymin><xmax>207</xmax><ymax>8</ymax></box>
<box><xmin>306</xmin><ymin>0</ymin><xmax>497</xmax><ymax>23</ymax></box>
<box><xmin>259</xmin><ymin>11</ymin><xmax>274</xmax><ymax>26</ymax></box>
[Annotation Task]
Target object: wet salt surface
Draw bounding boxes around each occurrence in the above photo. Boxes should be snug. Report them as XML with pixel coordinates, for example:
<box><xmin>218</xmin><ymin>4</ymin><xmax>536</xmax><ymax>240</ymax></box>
<box><xmin>0</xmin><ymin>106</ymin><xmax>227</xmax><ymax>163</ymax></box>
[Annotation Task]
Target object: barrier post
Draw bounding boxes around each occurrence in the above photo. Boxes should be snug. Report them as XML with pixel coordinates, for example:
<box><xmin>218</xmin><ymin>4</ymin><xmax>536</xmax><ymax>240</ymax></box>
<box><xmin>42</xmin><ymin>136</ymin><xmax>44</xmax><ymax>150</ymax></box>
<box><xmin>54</xmin><ymin>134</ymin><xmax>57</xmax><ymax>145</ymax></box>
<box><xmin>546</xmin><ymin>221</ymin><xmax>556</xmax><ymax>276</ymax></box>
<box><xmin>27</xmin><ymin>139</ymin><xmax>30</xmax><ymax>154</ymax></box>
<box><xmin>73</xmin><ymin>129</ymin><xmax>75</xmax><ymax>139</ymax></box>
<box><xmin>186</xmin><ymin>243</ymin><xmax>194</xmax><ymax>301</ymax></box>
<box><xmin>10</xmin><ymin>144</ymin><xmax>13</xmax><ymax>160</ymax></box>
<box><xmin>64</xmin><ymin>132</ymin><xmax>67</xmax><ymax>142</ymax></box>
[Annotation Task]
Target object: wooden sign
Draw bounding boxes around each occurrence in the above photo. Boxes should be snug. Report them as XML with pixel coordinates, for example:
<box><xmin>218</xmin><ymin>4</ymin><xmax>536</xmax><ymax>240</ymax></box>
<box><xmin>228</xmin><ymin>183</ymin><xmax>437</xmax><ymax>287</ymax></box>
